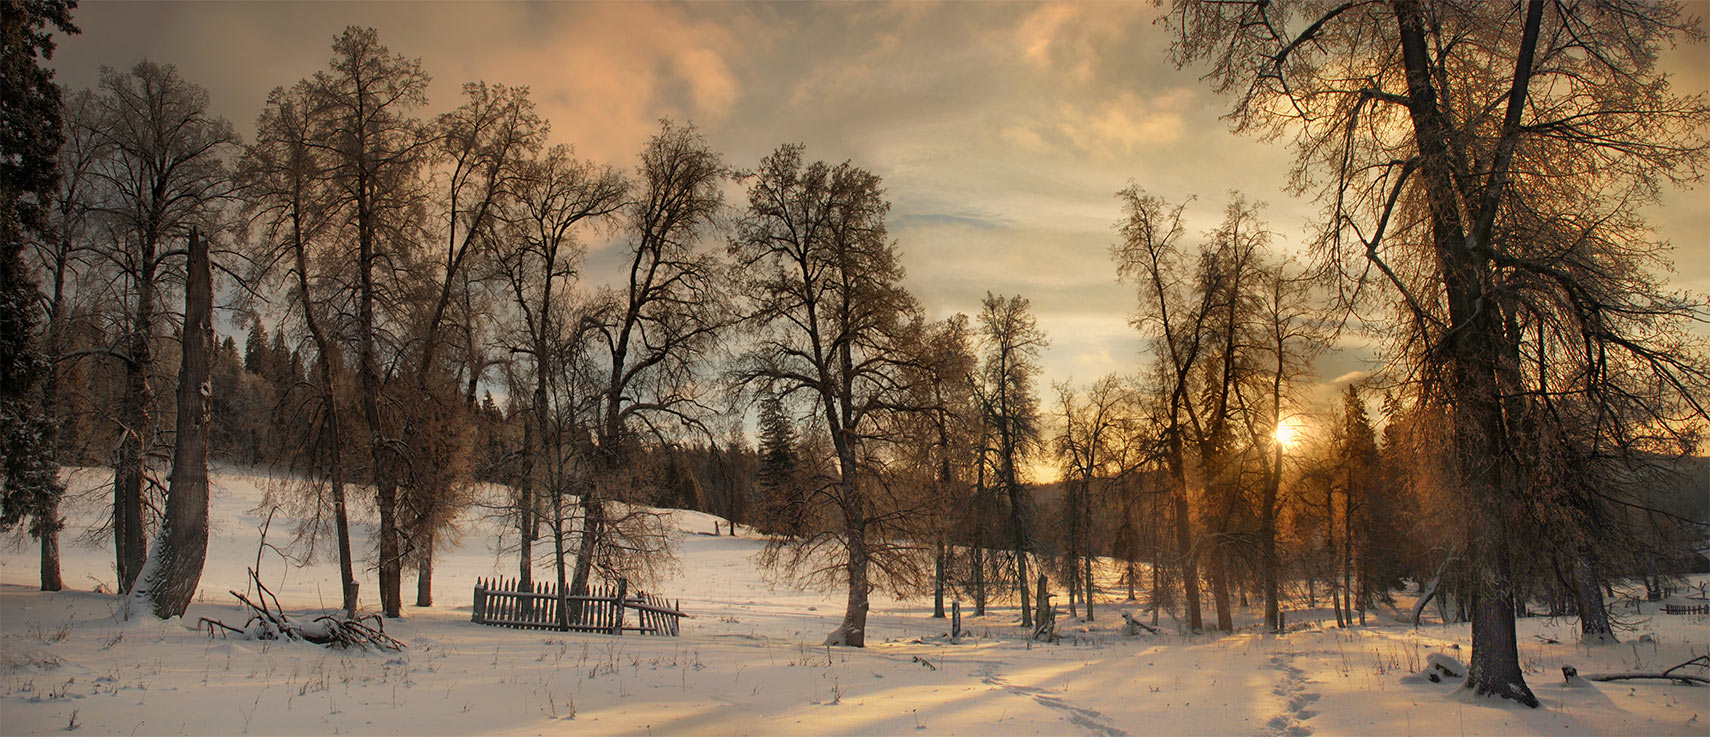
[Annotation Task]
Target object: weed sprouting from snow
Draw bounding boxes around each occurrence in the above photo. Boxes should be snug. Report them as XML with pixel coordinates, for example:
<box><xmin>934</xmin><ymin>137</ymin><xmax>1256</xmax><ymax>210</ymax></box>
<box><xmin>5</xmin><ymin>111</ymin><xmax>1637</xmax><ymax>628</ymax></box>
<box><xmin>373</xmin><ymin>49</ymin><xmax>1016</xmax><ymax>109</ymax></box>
<box><xmin>29</xmin><ymin>620</ymin><xmax>72</xmax><ymax>643</ymax></box>
<box><xmin>66</xmin><ymin>708</ymin><xmax>80</xmax><ymax>731</ymax></box>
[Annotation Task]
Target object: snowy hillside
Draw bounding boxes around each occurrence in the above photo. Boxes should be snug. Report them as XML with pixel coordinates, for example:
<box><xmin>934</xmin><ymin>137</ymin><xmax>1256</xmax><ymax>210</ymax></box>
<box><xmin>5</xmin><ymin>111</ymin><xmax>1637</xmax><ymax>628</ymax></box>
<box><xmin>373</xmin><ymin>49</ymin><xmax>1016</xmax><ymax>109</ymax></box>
<box><xmin>1</xmin><ymin>466</ymin><xmax>1706</xmax><ymax>736</ymax></box>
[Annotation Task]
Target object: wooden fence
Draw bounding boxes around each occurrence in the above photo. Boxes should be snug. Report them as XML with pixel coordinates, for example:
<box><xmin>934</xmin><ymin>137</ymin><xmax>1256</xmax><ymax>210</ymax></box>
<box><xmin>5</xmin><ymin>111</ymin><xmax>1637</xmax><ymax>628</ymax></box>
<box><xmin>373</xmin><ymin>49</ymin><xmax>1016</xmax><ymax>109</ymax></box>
<box><xmin>1663</xmin><ymin>603</ymin><xmax>1708</xmax><ymax>615</ymax></box>
<box><xmin>470</xmin><ymin>577</ymin><xmax>685</xmax><ymax>635</ymax></box>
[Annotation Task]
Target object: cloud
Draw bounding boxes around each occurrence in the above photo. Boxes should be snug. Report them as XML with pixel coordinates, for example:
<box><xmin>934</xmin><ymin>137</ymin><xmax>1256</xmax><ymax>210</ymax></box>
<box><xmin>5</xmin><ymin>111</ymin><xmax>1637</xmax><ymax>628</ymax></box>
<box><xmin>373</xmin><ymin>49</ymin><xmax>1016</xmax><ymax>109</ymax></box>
<box><xmin>1054</xmin><ymin>88</ymin><xmax>1196</xmax><ymax>154</ymax></box>
<box><xmin>485</xmin><ymin>3</ymin><xmax>752</xmax><ymax>164</ymax></box>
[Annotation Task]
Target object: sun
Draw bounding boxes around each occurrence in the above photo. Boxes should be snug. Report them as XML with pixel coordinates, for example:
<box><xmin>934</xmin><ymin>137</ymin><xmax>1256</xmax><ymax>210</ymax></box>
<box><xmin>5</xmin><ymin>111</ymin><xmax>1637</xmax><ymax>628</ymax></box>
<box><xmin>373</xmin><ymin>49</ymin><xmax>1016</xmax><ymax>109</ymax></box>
<box><xmin>1274</xmin><ymin>420</ymin><xmax>1298</xmax><ymax>447</ymax></box>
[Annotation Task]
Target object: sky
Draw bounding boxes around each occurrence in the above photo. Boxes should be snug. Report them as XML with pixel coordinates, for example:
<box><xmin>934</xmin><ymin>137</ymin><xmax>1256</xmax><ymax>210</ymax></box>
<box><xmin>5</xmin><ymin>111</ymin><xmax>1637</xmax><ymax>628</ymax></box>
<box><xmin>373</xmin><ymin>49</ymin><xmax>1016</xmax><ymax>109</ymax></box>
<box><xmin>45</xmin><ymin>0</ymin><xmax>1710</xmax><ymax>434</ymax></box>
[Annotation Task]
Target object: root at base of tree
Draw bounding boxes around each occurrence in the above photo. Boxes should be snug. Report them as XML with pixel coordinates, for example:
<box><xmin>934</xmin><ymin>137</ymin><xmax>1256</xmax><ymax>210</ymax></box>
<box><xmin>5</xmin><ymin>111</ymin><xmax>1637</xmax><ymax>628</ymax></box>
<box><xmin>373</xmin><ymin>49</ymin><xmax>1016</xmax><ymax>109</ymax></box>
<box><xmin>196</xmin><ymin>569</ymin><xmax>404</xmax><ymax>652</ymax></box>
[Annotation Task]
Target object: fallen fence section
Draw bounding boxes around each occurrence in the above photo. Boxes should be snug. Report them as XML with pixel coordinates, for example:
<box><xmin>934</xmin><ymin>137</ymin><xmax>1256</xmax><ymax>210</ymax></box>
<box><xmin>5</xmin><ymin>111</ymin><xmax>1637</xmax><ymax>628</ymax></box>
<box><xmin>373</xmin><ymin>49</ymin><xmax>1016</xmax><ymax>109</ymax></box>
<box><xmin>470</xmin><ymin>577</ymin><xmax>685</xmax><ymax>636</ymax></box>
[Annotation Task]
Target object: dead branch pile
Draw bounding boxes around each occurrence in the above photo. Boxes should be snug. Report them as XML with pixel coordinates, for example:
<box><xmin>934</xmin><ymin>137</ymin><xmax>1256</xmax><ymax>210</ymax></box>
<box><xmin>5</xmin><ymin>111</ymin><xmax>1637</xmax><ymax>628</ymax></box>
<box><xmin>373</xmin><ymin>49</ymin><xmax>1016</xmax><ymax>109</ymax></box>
<box><xmin>197</xmin><ymin>569</ymin><xmax>404</xmax><ymax>652</ymax></box>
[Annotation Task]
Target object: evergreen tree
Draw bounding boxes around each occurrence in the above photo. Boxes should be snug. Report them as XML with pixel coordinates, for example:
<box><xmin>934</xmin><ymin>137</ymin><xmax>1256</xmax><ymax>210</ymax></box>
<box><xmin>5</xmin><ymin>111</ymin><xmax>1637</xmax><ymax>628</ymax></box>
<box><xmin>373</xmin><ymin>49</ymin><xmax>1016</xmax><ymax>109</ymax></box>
<box><xmin>0</xmin><ymin>0</ymin><xmax>76</xmax><ymax>592</ymax></box>
<box><xmin>755</xmin><ymin>390</ymin><xmax>802</xmax><ymax>536</ymax></box>
<box><xmin>244</xmin><ymin>320</ymin><xmax>267</xmax><ymax>375</ymax></box>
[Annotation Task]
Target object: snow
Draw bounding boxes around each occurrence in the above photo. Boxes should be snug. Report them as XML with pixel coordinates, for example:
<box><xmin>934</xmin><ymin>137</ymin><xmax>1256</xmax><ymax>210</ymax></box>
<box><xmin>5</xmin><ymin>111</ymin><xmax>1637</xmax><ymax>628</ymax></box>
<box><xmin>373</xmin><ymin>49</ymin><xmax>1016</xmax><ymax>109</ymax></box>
<box><xmin>2</xmin><ymin>465</ymin><xmax>1707</xmax><ymax>736</ymax></box>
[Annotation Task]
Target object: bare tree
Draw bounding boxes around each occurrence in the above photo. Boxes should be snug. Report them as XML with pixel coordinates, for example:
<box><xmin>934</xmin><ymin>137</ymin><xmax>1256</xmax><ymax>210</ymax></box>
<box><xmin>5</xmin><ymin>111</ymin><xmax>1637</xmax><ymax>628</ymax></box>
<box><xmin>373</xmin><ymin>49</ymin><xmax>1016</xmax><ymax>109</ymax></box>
<box><xmin>21</xmin><ymin>86</ymin><xmax>104</xmax><ymax>592</ymax></box>
<box><xmin>238</xmin><ymin>78</ymin><xmax>362</xmax><ymax>614</ymax></box>
<box><xmin>309</xmin><ymin>26</ymin><xmax>432</xmax><ymax>617</ymax></box>
<box><xmin>567</xmin><ymin>120</ymin><xmax>727</xmax><ymax>607</ymax></box>
<box><xmin>731</xmin><ymin>143</ymin><xmax>927</xmax><ymax>647</ymax></box>
<box><xmin>404</xmin><ymin>81</ymin><xmax>547</xmax><ymax>607</ymax></box>
<box><xmin>1054</xmin><ymin>374</ymin><xmax>1134</xmax><ymax>621</ymax></box>
<box><xmin>976</xmin><ymin>293</ymin><xmax>1048</xmax><ymax>629</ymax></box>
<box><xmin>1229</xmin><ymin>257</ymin><xmax>1326</xmax><ymax>632</ymax></box>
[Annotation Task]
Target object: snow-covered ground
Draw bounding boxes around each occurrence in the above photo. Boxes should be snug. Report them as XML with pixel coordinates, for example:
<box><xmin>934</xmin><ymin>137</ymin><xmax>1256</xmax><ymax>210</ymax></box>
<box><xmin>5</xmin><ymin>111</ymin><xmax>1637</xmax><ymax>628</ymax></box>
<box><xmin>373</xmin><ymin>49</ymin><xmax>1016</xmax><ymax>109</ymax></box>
<box><xmin>2</xmin><ymin>466</ymin><xmax>1706</xmax><ymax>736</ymax></box>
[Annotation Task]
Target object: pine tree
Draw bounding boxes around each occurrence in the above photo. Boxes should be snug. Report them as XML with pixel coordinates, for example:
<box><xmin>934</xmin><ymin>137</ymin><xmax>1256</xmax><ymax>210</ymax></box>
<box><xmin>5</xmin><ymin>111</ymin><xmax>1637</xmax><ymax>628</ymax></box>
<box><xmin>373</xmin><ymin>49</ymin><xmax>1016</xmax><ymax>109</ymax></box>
<box><xmin>755</xmin><ymin>391</ymin><xmax>802</xmax><ymax>536</ymax></box>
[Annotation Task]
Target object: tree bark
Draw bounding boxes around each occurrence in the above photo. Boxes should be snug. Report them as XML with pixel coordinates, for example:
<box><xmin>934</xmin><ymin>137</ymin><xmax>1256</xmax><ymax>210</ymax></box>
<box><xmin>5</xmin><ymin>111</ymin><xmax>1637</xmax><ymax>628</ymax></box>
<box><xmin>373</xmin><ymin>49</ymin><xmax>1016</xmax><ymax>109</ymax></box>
<box><xmin>1262</xmin><ymin>440</ymin><xmax>1282</xmax><ymax>631</ymax></box>
<box><xmin>135</xmin><ymin>228</ymin><xmax>211</xmax><ymax>618</ymax></box>
<box><xmin>1573</xmin><ymin>554</ymin><xmax>1615</xmax><ymax>643</ymax></box>
<box><xmin>415</xmin><ymin>527</ymin><xmax>434</xmax><ymax>606</ymax></box>
<box><xmin>1210</xmin><ymin>545</ymin><xmax>1234</xmax><ymax>632</ymax></box>
<box><xmin>115</xmin><ymin>233</ymin><xmax>153</xmax><ymax>594</ymax></box>
<box><xmin>933</xmin><ymin>539</ymin><xmax>946</xmax><ymax>618</ymax></box>
<box><xmin>518</xmin><ymin>417</ymin><xmax>535</xmax><ymax>590</ymax></box>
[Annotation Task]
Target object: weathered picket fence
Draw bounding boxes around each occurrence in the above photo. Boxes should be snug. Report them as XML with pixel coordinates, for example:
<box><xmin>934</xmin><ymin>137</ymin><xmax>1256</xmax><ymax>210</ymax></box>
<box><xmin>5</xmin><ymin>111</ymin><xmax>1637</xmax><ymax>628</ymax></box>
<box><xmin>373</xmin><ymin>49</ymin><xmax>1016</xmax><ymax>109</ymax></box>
<box><xmin>470</xmin><ymin>577</ymin><xmax>685</xmax><ymax>636</ymax></box>
<box><xmin>1663</xmin><ymin>603</ymin><xmax>1709</xmax><ymax>616</ymax></box>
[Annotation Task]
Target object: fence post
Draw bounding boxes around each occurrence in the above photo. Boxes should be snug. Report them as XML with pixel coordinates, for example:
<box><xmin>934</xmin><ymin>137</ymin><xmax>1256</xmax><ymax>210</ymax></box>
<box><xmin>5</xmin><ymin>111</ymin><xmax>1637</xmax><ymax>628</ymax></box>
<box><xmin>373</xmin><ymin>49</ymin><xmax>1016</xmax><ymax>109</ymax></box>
<box><xmin>614</xmin><ymin>578</ymin><xmax>628</xmax><ymax>636</ymax></box>
<box><xmin>472</xmin><ymin>578</ymin><xmax>486</xmax><ymax>624</ymax></box>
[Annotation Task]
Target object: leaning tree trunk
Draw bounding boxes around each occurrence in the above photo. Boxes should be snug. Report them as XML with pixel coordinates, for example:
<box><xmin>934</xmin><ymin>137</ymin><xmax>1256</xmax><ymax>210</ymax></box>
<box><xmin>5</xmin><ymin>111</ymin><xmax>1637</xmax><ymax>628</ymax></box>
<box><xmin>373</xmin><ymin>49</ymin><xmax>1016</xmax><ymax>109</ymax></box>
<box><xmin>134</xmin><ymin>228</ymin><xmax>212</xmax><ymax>618</ymax></box>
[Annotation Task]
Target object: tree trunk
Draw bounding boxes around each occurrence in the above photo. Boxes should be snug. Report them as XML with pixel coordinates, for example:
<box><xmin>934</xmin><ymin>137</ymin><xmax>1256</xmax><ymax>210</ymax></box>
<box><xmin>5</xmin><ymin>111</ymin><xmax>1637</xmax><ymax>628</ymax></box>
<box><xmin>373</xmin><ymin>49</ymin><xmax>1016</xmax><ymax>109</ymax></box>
<box><xmin>568</xmin><ymin>492</ymin><xmax>603</xmax><ymax>619</ymax></box>
<box><xmin>1343</xmin><ymin>478</ymin><xmax>1356</xmax><ymax>626</ymax></box>
<box><xmin>1005</xmin><ymin>474</ymin><xmax>1030</xmax><ymax>628</ymax></box>
<box><xmin>38</xmin><ymin>495</ymin><xmax>61</xmax><ymax>591</ymax></box>
<box><xmin>518</xmin><ymin>417</ymin><xmax>535</xmax><ymax>591</ymax></box>
<box><xmin>933</xmin><ymin>539</ymin><xmax>946</xmax><ymax>618</ymax></box>
<box><xmin>1262</xmin><ymin>442</ymin><xmax>1281</xmax><ymax>632</ymax></box>
<box><xmin>1083</xmin><ymin>491</ymin><xmax>1095</xmax><ymax>621</ymax></box>
<box><xmin>356</xmin><ymin>181</ymin><xmax>403</xmax><ymax>618</ymax></box>
<box><xmin>115</xmin><ymin>249</ymin><xmax>152</xmax><ymax>593</ymax></box>
<box><xmin>1210</xmin><ymin>546</ymin><xmax>1233</xmax><ymax>632</ymax></box>
<box><xmin>39</xmin><ymin>252</ymin><xmax>67</xmax><ymax>593</ymax></box>
<box><xmin>1573</xmin><ymin>554</ymin><xmax>1615</xmax><ymax>643</ymax></box>
<box><xmin>415</xmin><ymin>527</ymin><xmax>434</xmax><ymax>607</ymax></box>
<box><xmin>1173</xmin><ymin>488</ymin><xmax>1201</xmax><ymax>631</ymax></box>
<box><xmin>972</xmin><ymin>542</ymin><xmax>986</xmax><ymax>616</ymax></box>
<box><xmin>551</xmin><ymin>476</ymin><xmax>570</xmax><ymax>630</ymax></box>
<box><xmin>134</xmin><ymin>228</ymin><xmax>211</xmax><ymax>618</ymax></box>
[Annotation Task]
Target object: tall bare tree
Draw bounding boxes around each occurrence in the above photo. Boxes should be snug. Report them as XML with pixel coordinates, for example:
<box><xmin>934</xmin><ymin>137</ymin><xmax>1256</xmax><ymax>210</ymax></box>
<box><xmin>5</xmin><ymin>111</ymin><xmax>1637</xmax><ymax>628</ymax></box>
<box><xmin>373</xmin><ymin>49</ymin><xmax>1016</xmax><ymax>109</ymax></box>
<box><xmin>1054</xmin><ymin>374</ymin><xmax>1134</xmax><ymax>621</ymax></box>
<box><xmin>405</xmin><ymin>81</ymin><xmax>547</xmax><ymax>607</ymax></box>
<box><xmin>238</xmin><ymin>78</ymin><xmax>361</xmax><ymax>614</ymax></box>
<box><xmin>731</xmin><ymin>143</ymin><xmax>927</xmax><ymax>647</ymax></box>
<box><xmin>309</xmin><ymin>26</ymin><xmax>432</xmax><ymax>617</ymax></box>
<box><xmin>976</xmin><ymin>292</ymin><xmax>1048</xmax><ymax>629</ymax></box>
<box><xmin>567</xmin><ymin>120</ymin><xmax>726</xmax><ymax>607</ymax></box>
